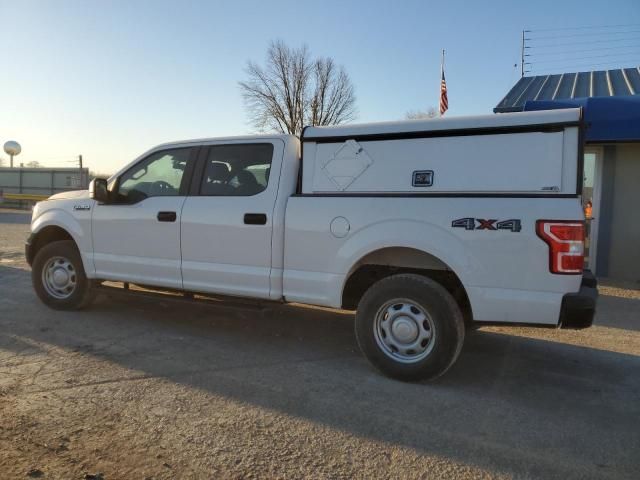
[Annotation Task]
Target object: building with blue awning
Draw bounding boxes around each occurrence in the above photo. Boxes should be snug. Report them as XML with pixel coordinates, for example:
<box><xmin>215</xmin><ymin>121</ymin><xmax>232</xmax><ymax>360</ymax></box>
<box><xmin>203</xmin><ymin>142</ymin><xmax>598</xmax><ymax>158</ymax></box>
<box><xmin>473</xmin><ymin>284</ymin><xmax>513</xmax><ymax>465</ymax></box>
<box><xmin>496</xmin><ymin>68</ymin><xmax>640</xmax><ymax>282</ymax></box>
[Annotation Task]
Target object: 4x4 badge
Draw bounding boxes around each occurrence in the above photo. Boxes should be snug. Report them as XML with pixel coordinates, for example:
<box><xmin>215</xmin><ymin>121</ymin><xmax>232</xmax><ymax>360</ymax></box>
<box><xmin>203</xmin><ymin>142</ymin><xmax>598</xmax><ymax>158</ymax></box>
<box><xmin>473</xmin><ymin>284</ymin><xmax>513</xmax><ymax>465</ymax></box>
<box><xmin>452</xmin><ymin>218</ymin><xmax>521</xmax><ymax>232</ymax></box>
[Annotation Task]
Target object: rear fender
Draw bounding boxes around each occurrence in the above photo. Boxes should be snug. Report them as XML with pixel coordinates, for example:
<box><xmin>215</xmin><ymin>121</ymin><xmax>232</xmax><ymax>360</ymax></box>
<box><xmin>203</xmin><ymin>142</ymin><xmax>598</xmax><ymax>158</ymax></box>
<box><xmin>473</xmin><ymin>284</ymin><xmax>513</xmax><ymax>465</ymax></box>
<box><xmin>333</xmin><ymin>219</ymin><xmax>475</xmax><ymax>303</ymax></box>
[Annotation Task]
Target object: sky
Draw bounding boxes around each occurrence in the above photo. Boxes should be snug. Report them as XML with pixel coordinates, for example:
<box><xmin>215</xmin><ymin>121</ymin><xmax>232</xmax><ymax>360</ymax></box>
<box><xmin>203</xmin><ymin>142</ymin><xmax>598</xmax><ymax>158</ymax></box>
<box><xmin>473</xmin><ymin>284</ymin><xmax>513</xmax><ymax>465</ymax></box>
<box><xmin>1</xmin><ymin>0</ymin><xmax>639</xmax><ymax>173</ymax></box>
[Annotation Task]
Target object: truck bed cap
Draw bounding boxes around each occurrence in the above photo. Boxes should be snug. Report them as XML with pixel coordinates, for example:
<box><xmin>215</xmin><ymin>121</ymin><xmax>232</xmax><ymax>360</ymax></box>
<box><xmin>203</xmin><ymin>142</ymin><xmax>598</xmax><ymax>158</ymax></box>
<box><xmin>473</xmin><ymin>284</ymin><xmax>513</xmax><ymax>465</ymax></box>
<box><xmin>302</xmin><ymin>108</ymin><xmax>581</xmax><ymax>141</ymax></box>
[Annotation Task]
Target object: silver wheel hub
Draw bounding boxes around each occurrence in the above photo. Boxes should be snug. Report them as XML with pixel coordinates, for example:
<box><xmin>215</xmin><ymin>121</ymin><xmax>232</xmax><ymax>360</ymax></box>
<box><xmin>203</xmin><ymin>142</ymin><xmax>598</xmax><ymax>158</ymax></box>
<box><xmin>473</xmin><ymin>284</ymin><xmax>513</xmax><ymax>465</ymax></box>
<box><xmin>391</xmin><ymin>316</ymin><xmax>419</xmax><ymax>343</ymax></box>
<box><xmin>374</xmin><ymin>299</ymin><xmax>436</xmax><ymax>364</ymax></box>
<box><xmin>52</xmin><ymin>268</ymin><xmax>70</xmax><ymax>287</ymax></box>
<box><xmin>42</xmin><ymin>256</ymin><xmax>77</xmax><ymax>300</ymax></box>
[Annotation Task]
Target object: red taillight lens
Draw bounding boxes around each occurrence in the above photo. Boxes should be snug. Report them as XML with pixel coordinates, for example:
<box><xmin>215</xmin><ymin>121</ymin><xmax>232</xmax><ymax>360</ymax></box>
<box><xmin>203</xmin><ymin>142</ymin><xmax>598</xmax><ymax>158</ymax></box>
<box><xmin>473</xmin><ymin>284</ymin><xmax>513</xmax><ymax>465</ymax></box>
<box><xmin>536</xmin><ymin>221</ymin><xmax>585</xmax><ymax>274</ymax></box>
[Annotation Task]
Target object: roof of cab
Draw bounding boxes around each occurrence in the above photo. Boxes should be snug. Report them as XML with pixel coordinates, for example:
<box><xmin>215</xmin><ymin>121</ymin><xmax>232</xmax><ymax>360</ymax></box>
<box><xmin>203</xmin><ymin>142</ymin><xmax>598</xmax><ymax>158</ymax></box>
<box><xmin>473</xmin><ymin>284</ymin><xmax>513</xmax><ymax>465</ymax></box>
<box><xmin>154</xmin><ymin>133</ymin><xmax>297</xmax><ymax>150</ymax></box>
<box><xmin>108</xmin><ymin>133</ymin><xmax>298</xmax><ymax>182</ymax></box>
<box><xmin>302</xmin><ymin>109</ymin><xmax>581</xmax><ymax>140</ymax></box>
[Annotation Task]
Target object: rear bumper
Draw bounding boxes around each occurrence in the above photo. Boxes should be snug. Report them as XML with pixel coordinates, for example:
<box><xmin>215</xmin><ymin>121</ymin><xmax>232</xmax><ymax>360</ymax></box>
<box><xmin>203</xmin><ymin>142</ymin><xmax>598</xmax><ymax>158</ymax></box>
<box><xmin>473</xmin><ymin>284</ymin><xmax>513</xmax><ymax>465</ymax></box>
<box><xmin>559</xmin><ymin>270</ymin><xmax>598</xmax><ymax>329</ymax></box>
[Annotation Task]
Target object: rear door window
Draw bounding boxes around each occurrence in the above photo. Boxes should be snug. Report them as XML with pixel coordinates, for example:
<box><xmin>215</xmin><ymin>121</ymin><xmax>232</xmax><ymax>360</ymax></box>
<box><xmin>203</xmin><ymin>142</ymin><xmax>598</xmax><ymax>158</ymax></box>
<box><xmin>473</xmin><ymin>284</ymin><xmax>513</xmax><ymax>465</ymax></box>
<box><xmin>200</xmin><ymin>144</ymin><xmax>274</xmax><ymax>196</ymax></box>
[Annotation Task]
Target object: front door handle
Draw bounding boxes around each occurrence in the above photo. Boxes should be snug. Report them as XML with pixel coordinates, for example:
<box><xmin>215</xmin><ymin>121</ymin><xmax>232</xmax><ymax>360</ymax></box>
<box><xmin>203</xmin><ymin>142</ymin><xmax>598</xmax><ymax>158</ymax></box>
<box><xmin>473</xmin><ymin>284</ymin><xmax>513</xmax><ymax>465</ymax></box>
<box><xmin>157</xmin><ymin>211</ymin><xmax>177</xmax><ymax>222</ymax></box>
<box><xmin>244</xmin><ymin>213</ymin><xmax>267</xmax><ymax>225</ymax></box>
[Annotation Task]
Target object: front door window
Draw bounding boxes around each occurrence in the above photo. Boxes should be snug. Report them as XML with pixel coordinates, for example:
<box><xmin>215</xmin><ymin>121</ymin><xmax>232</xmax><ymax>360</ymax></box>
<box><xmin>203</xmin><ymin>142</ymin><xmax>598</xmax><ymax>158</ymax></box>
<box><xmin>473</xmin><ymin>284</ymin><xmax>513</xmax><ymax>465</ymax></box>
<box><xmin>117</xmin><ymin>148</ymin><xmax>191</xmax><ymax>203</ymax></box>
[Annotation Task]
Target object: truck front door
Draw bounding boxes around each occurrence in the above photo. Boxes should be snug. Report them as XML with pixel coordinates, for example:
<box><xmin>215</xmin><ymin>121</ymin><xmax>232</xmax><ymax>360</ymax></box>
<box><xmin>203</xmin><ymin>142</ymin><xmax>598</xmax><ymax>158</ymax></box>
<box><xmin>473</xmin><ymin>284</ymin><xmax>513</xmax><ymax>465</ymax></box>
<box><xmin>92</xmin><ymin>147</ymin><xmax>197</xmax><ymax>288</ymax></box>
<box><xmin>180</xmin><ymin>140</ymin><xmax>283</xmax><ymax>299</ymax></box>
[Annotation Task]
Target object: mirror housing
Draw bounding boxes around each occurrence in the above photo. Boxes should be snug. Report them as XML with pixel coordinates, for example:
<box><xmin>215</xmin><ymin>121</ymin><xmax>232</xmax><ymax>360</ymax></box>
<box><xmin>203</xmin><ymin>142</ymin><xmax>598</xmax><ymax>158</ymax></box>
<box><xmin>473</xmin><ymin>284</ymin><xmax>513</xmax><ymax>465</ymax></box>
<box><xmin>89</xmin><ymin>178</ymin><xmax>109</xmax><ymax>203</ymax></box>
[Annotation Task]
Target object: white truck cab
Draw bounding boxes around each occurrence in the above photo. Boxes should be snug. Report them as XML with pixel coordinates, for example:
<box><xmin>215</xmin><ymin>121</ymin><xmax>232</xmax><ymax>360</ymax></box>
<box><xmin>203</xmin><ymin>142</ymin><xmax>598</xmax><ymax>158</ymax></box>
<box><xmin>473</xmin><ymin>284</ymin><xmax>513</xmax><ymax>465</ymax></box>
<box><xmin>26</xmin><ymin>109</ymin><xmax>597</xmax><ymax>381</ymax></box>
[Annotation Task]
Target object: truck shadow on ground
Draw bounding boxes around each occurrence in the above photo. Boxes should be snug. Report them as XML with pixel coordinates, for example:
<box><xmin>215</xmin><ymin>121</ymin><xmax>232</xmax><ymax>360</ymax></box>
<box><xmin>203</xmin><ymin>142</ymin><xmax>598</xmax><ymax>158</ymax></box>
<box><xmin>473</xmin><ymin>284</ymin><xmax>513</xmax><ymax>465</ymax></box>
<box><xmin>2</xmin><ymin>265</ymin><xmax>639</xmax><ymax>477</ymax></box>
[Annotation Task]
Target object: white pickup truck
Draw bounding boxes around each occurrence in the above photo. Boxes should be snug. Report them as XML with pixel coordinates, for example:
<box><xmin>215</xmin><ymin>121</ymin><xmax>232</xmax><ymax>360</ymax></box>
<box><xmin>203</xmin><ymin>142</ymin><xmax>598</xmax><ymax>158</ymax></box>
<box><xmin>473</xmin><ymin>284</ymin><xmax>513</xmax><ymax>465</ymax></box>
<box><xmin>26</xmin><ymin>108</ymin><xmax>597</xmax><ymax>381</ymax></box>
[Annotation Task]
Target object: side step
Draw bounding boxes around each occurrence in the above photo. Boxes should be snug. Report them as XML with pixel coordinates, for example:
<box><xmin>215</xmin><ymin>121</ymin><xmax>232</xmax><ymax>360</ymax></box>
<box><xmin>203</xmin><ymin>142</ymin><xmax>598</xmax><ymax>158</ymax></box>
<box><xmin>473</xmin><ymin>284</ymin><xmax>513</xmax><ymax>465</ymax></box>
<box><xmin>95</xmin><ymin>281</ymin><xmax>281</xmax><ymax>312</ymax></box>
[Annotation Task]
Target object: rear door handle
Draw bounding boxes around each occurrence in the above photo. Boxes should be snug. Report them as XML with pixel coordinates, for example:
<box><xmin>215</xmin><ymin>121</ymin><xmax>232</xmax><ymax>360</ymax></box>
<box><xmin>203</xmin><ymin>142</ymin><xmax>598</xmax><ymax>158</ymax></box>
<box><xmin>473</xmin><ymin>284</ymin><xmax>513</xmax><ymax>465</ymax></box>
<box><xmin>244</xmin><ymin>213</ymin><xmax>267</xmax><ymax>225</ymax></box>
<box><xmin>157</xmin><ymin>211</ymin><xmax>177</xmax><ymax>222</ymax></box>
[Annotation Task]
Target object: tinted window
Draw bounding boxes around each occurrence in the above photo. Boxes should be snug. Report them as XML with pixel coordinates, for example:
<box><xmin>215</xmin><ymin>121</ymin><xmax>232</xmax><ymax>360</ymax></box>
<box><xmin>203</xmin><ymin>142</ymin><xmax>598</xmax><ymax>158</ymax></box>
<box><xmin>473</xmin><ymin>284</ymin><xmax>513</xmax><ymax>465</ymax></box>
<box><xmin>117</xmin><ymin>148</ymin><xmax>191</xmax><ymax>203</ymax></box>
<box><xmin>200</xmin><ymin>144</ymin><xmax>273</xmax><ymax>196</ymax></box>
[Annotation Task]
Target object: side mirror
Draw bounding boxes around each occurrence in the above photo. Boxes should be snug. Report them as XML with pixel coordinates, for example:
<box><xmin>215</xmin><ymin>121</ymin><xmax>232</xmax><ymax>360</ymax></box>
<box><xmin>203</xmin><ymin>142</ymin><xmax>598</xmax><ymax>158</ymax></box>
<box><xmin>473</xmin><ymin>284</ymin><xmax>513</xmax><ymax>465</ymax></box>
<box><xmin>89</xmin><ymin>178</ymin><xmax>109</xmax><ymax>203</ymax></box>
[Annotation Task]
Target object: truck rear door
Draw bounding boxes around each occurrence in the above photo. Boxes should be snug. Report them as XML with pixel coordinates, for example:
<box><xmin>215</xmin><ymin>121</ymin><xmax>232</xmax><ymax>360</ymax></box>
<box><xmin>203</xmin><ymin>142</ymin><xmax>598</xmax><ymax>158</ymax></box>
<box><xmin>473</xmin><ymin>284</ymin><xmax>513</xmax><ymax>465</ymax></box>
<box><xmin>180</xmin><ymin>140</ymin><xmax>284</xmax><ymax>299</ymax></box>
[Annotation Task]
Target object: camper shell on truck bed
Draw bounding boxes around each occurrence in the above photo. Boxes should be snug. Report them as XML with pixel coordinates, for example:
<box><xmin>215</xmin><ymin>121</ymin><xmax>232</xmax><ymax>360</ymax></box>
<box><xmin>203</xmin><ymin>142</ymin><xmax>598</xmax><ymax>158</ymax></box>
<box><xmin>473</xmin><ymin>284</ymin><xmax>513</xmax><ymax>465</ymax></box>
<box><xmin>299</xmin><ymin>108</ymin><xmax>582</xmax><ymax>195</ymax></box>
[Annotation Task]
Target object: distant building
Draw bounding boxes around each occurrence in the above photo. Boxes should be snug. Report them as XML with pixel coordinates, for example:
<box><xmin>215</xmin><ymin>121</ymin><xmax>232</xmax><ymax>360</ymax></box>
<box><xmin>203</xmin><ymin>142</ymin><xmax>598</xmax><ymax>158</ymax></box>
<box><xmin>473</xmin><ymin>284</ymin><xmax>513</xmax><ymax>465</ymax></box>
<box><xmin>0</xmin><ymin>167</ymin><xmax>89</xmax><ymax>207</ymax></box>
<box><xmin>496</xmin><ymin>68</ymin><xmax>640</xmax><ymax>282</ymax></box>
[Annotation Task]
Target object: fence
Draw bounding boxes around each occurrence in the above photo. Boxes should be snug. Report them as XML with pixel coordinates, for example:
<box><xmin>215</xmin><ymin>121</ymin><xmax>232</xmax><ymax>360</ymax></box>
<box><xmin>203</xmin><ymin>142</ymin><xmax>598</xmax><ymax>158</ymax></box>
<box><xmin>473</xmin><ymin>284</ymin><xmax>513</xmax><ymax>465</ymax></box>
<box><xmin>0</xmin><ymin>167</ymin><xmax>89</xmax><ymax>208</ymax></box>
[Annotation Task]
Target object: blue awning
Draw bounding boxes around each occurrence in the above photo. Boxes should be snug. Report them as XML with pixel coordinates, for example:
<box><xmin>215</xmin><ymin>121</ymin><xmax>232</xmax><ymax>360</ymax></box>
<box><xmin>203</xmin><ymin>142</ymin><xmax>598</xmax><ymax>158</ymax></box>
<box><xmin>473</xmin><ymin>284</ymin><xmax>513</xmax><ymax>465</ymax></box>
<box><xmin>523</xmin><ymin>96</ymin><xmax>640</xmax><ymax>143</ymax></box>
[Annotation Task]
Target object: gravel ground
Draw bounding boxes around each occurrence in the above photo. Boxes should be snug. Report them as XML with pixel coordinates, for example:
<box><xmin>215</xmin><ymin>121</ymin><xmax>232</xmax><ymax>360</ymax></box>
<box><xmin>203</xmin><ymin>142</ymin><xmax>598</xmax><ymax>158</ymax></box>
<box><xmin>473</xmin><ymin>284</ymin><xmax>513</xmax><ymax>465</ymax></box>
<box><xmin>598</xmin><ymin>279</ymin><xmax>640</xmax><ymax>300</ymax></box>
<box><xmin>1</xmin><ymin>209</ymin><xmax>639</xmax><ymax>479</ymax></box>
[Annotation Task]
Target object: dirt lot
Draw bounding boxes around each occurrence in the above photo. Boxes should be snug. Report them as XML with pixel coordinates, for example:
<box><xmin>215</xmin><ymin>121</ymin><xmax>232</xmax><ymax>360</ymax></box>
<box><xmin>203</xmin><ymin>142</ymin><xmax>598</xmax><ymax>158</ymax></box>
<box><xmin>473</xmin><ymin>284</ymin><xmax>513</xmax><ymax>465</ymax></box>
<box><xmin>1</xmin><ymin>209</ymin><xmax>639</xmax><ymax>479</ymax></box>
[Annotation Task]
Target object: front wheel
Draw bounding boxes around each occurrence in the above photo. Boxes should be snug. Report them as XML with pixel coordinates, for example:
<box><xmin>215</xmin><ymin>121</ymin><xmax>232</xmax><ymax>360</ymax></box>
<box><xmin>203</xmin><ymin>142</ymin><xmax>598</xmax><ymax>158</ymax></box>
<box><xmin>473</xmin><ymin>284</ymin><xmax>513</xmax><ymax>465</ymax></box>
<box><xmin>32</xmin><ymin>240</ymin><xmax>95</xmax><ymax>310</ymax></box>
<box><xmin>355</xmin><ymin>274</ymin><xmax>465</xmax><ymax>382</ymax></box>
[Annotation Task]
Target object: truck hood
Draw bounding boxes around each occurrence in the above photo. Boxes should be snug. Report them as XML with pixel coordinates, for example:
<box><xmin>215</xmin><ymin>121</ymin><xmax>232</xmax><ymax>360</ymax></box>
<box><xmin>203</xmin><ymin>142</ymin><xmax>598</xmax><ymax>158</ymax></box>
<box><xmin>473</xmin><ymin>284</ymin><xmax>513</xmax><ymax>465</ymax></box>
<box><xmin>47</xmin><ymin>189</ymin><xmax>90</xmax><ymax>200</ymax></box>
<box><xmin>31</xmin><ymin>189</ymin><xmax>95</xmax><ymax>228</ymax></box>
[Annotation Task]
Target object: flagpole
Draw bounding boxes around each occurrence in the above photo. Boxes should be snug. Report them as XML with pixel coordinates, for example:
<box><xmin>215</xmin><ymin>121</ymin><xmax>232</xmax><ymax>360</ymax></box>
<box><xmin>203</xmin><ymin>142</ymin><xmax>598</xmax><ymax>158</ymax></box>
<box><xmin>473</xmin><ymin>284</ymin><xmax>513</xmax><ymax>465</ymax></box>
<box><xmin>440</xmin><ymin>49</ymin><xmax>445</xmax><ymax>117</ymax></box>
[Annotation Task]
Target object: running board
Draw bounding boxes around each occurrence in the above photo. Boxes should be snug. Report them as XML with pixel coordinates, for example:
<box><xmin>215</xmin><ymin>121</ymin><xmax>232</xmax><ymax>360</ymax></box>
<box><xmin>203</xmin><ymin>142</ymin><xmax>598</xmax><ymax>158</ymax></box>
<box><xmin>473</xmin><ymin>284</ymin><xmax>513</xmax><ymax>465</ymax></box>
<box><xmin>95</xmin><ymin>281</ymin><xmax>281</xmax><ymax>312</ymax></box>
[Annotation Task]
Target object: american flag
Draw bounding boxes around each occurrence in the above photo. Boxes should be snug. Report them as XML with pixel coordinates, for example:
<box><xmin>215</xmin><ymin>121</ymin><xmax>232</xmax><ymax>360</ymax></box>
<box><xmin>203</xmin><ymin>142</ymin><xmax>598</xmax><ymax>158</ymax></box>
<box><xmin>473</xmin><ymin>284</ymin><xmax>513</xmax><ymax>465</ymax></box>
<box><xmin>439</xmin><ymin>68</ymin><xmax>448</xmax><ymax>116</ymax></box>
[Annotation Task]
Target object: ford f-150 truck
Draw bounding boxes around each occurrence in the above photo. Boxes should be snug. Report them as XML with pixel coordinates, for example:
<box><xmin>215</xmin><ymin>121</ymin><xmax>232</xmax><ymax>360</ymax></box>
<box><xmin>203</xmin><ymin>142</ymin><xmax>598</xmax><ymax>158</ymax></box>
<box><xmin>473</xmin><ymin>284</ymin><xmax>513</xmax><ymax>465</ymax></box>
<box><xmin>26</xmin><ymin>108</ymin><xmax>597</xmax><ymax>381</ymax></box>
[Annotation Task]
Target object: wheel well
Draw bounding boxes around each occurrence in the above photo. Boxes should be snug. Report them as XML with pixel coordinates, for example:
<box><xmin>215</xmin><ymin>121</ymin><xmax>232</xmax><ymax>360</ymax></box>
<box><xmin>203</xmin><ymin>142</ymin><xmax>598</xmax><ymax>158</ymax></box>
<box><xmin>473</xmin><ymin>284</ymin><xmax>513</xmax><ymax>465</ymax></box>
<box><xmin>341</xmin><ymin>247</ymin><xmax>472</xmax><ymax>323</ymax></box>
<box><xmin>28</xmin><ymin>226</ymin><xmax>75</xmax><ymax>264</ymax></box>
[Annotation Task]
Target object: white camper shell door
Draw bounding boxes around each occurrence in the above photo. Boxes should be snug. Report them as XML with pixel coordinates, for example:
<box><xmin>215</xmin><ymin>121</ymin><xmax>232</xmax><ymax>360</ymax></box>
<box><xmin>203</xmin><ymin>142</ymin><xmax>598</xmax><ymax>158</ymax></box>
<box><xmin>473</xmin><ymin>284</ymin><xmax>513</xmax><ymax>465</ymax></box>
<box><xmin>301</xmin><ymin>109</ymin><xmax>582</xmax><ymax>195</ymax></box>
<box><xmin>309</xmin><ymin>131</ymin><xmax>571</xmax><ymax>193</ymax></box>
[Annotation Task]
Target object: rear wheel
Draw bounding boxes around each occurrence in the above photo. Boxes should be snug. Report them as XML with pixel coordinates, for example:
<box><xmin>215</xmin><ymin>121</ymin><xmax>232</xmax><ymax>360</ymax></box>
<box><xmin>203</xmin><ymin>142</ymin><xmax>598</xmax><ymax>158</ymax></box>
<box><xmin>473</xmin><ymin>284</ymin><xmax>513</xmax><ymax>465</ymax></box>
<box><xmin>355</xmin><ymin>274</ymin><xmax>464</xmax><ymax>381</ymax></box>
<box><xmin>32</xmin><ymin>240</ymin><xmax>95</xmax><ymax>310</ymax></box>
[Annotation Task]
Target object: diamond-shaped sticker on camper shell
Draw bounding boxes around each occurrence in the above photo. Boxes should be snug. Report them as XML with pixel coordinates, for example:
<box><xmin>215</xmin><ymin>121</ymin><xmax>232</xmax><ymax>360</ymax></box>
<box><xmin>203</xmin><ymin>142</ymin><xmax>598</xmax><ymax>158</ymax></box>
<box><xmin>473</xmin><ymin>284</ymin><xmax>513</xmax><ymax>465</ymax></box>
<box><xmin>322</xmin><ymin>140</ymin><xmax>374</xmax><ymax>191</ymax></box>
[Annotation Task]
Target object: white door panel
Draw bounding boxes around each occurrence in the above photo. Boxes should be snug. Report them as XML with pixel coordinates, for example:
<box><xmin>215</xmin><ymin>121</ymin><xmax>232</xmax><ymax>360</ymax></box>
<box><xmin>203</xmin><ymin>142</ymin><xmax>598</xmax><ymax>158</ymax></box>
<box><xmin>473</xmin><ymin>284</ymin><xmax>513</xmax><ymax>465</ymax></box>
<box><xmin>92</xmin><ymin>146</ymin><xmax>194</xmax><ymax>288</ymax></box>
<box><xmin>181</xmin><ymin>195</ymin><xmax>273</xmax><ymax>297</ymax></box>
<box><xmin>92</xmin><ymin>196</ymin><xmax>186</xmax><ymax>288</ymax></box>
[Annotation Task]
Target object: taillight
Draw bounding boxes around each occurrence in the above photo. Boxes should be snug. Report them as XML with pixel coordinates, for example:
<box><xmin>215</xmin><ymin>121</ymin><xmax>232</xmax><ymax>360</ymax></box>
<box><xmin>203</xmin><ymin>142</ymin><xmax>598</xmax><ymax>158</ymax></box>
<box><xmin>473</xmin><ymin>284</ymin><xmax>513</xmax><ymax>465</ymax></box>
<box><xmin>536</xmin><ymin>220</ymin><xmax>585</xmax><ymax>274</ymax></box>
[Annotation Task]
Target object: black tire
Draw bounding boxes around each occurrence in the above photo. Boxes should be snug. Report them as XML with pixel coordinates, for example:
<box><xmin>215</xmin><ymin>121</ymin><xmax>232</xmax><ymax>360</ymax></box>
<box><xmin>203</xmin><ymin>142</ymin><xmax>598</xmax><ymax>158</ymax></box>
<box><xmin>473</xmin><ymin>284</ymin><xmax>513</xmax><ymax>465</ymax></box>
<box><xmin>355</xmin><ymin>274</ymin><xmax>465</xmax><ymax>382</ymax></box>
<box><xmin>31</xmin><ymin>240</ymin><xmax>95</xmax><ymax>310</ymax></box>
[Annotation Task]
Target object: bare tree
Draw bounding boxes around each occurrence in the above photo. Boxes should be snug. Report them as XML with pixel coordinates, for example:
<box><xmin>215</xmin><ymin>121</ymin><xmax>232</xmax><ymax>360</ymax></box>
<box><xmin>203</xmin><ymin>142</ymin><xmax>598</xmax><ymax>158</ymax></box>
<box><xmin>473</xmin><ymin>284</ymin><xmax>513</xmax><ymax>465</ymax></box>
<box><xmin>0</xmin><ymin>157</ymin><xmax>5</xmax><ymax>167</ymax></box>
<box><xmin>240</xmin><ymin>40</ymin><xmax>356</xmax><ymax>137</ymax></box>
<box><xmin>26</xmin><ymin>160</ymin><xmax>41</xmax><ymax>168</ymax></box>
<box><xmin>405</xmin><ymin>107</ymin><xmax>438</xmax><ymax>120</ymax></box>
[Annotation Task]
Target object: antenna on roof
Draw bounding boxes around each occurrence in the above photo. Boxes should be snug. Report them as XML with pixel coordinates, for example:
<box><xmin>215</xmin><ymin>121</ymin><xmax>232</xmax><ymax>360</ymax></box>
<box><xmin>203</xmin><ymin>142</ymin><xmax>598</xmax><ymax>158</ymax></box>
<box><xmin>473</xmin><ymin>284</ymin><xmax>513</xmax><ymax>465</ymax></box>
<box><xmin>521</xmin><ymin>31</ymin><xmax>525</xmax><ymax>77</ymax></box>
<box><xmin>520</xmin><ymin>30</ymin><xmax>532</xmax><ymax>77</ymax></box>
